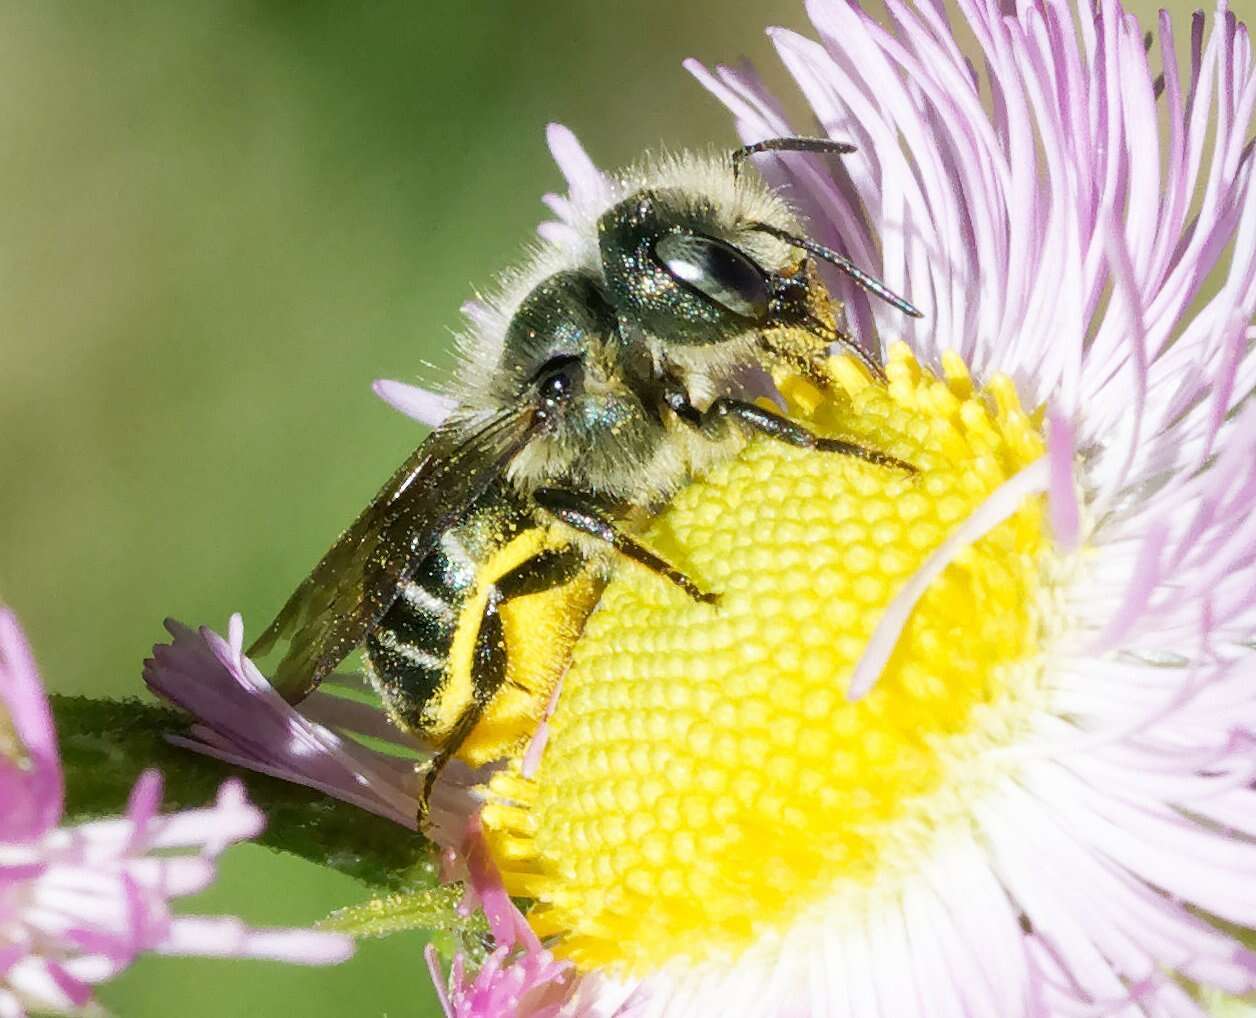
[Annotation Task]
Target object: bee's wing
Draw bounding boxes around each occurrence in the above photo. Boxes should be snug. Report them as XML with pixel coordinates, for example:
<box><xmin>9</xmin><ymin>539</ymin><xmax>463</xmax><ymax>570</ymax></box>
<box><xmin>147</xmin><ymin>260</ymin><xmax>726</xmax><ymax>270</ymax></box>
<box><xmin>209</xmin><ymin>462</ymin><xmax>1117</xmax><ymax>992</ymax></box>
<box><xmin>248</xmin><ymin>408</ymin><xmax>534</xmax><ymax>701</ymax></box>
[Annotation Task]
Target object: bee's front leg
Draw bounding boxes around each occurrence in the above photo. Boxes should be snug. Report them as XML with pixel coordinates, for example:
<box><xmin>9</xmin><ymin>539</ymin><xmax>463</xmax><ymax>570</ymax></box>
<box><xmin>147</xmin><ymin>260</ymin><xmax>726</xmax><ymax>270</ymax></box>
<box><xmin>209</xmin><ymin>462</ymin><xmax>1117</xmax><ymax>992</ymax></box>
<box><xmin>661</xmin><ymin>383</ymin><xmax>915</xmax><ymax>473</ymax></box>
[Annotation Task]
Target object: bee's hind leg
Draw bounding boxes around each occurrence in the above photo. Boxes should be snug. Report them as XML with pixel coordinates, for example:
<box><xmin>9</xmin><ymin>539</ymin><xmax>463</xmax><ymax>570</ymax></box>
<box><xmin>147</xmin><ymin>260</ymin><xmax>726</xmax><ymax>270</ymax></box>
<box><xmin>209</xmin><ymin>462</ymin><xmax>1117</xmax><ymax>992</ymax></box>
<box><xmin>417</xmin><ymin>583</ymin><xmax>508</xmax><ymax>828</ymax></box>
<box><xmin>418</xmin><ymin>707</ymin><xmax>485</xmax><ymax>831</ymax></box>
<box><xmin>415</xmin><ymin>547</ymin><xmax>589</xmax><ymax>829</ymax></box>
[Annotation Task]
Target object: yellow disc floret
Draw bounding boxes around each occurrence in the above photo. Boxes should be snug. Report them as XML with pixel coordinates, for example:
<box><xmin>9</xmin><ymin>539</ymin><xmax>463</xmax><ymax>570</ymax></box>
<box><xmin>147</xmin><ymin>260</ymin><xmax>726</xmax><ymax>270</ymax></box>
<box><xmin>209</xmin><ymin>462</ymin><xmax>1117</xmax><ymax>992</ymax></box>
<box><xmin>482</xmin><ymin>343</ymin><xmax>1051</xmax><ymax>975</ymax></box>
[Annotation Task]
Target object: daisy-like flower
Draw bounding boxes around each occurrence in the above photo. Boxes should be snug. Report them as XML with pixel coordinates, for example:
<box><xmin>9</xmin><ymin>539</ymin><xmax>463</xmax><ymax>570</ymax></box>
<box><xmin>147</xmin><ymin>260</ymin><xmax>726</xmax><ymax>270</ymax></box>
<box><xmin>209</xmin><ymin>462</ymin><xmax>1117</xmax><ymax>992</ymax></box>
<box><xmin>0</xmin><ymin>607</ymin><xmax>353</xmax><ymax>1016</ymax></box>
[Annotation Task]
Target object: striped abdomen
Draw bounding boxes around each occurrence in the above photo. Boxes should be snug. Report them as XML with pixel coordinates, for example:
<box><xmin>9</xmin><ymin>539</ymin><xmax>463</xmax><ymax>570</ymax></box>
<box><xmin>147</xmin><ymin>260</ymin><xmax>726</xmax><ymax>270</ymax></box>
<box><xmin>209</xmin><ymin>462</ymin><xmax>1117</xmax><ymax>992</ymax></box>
<box><xmin>364</xmin><ymin>532</ymin><xmax>473</xmax><ymax>743</ymax></box>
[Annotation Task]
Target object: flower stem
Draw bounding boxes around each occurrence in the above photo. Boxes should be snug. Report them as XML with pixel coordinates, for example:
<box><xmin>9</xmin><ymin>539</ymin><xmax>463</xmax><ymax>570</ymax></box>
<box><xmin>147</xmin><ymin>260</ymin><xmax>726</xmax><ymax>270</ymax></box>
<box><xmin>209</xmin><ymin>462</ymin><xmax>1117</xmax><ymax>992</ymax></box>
<box><xmin>51</xmin><ymin>694</ymin><xmax>433</xmax><ymax>891</ymax></box>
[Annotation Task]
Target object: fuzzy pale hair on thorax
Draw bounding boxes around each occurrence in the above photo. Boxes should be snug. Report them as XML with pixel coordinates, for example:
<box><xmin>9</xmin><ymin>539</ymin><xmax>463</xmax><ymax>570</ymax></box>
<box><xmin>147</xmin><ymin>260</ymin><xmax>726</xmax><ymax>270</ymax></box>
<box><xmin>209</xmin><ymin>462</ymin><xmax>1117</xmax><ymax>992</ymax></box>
<box><xmin>445</xmin><ymin>147</ymin><xmax>805</xmax><ymax>414</ymax></box>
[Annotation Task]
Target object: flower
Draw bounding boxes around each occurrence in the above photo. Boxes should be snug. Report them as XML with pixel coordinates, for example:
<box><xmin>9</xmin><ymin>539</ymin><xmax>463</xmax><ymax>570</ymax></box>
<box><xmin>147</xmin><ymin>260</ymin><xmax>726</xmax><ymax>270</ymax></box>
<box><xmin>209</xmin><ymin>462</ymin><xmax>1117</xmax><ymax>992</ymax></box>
<box><xmin>0</xmin><ymin>607</ymin><xmax>352</xmax><ymax>1016</ymax></box>
<box><xmin>471</xmin><ymin>0</ymin><xmax>1256</xmax><ymax>1016</ymax></box>
<box><xmin>142</xmin><ymin>614</ymin><xmax>594</xmax><ymax>1015</ymax></box>
<box><xmin>425</xmin><ymin>823</ymin><xmax>577</xmax><ymax>1018</ymax></box>
<box><xmin>372</xmin><ymin>378</ymin><xmax>456</xmax><ymax>429</ymax></box>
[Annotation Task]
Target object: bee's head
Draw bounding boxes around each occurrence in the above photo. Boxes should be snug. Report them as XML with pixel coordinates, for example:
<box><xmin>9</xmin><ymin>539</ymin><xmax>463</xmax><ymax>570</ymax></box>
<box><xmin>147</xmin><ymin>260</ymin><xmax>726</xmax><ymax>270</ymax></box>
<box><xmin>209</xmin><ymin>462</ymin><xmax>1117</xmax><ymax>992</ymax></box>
<box><xmin>596</xmin><ymin>157</ymin><xmax>921</xmax><ymax>382</ymax></box>
<box><xmin>596</xmin><ymin>181</ymin><xmax>823</xmax><ymax>354</ymax></box>
<box><xmin>494</xmin><ymin>271</ymin><xmax>668</xmax><ymax>499</ymax></box>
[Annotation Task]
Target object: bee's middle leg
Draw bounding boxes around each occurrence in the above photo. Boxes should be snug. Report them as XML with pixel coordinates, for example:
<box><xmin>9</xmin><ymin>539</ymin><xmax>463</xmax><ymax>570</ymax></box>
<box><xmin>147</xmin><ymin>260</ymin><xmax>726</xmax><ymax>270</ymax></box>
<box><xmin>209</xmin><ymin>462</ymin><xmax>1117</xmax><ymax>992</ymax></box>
<box><xmin>532</xmin><ymin>488</ymin><xmax>717</xmax><ymax>605</ymax></box>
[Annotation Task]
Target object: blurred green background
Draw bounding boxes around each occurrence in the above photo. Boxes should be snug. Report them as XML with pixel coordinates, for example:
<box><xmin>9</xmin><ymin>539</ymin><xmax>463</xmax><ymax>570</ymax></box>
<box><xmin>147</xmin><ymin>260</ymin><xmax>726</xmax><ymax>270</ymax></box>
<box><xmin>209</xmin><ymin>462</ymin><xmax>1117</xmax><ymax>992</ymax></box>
<box><xmin>0</xmin><ymin>1</ymin><xmax>1190</xmax><ymax>1014</ymax></box>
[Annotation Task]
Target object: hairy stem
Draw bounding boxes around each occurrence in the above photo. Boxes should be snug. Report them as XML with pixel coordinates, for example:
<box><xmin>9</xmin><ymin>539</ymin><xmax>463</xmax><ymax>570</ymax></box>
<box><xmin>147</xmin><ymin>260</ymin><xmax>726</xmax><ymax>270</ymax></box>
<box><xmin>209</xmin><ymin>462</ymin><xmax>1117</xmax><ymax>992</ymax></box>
<box><xmin>51</xmin><ymin>694</ymin><xmax>434</xmax><ymax>892</ymax></box>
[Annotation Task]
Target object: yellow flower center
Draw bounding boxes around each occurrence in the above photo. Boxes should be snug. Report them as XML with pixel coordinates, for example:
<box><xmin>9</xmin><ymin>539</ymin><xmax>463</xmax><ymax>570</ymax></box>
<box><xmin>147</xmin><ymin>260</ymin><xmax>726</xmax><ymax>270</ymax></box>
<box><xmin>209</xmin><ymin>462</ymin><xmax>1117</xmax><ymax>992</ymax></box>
<box><xmin>482</xmin><ymin>344</ymin><xmax>1053</xmax><ymax>976</ymax></box>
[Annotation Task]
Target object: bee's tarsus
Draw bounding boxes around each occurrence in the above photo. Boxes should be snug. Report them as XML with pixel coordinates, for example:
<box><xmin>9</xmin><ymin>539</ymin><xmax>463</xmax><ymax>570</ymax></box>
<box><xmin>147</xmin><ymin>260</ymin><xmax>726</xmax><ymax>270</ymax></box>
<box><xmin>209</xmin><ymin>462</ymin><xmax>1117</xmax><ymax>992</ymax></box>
<box><xmin>417</xmin><ymin>768</ymin><xmax>437</xmax><ymax>828</ymax></box>
<box><xmin>814</xmin><ymin>436</ymin><xmax>918</xmax><ymax>474</ymax></box>
<box><xmin>417</xmin><ymin>699</ymin><xmax>488</xmax><ymax>832</ymax></box>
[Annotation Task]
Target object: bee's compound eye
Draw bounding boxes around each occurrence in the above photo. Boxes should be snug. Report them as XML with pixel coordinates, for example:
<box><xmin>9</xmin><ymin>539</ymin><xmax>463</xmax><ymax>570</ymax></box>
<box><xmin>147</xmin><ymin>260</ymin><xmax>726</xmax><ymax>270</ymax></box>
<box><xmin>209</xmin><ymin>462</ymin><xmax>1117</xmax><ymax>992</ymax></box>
<box><xmin>654</xmin><ymin>232</ymin><xmax>771</xmax><ymax>320</ymax></box>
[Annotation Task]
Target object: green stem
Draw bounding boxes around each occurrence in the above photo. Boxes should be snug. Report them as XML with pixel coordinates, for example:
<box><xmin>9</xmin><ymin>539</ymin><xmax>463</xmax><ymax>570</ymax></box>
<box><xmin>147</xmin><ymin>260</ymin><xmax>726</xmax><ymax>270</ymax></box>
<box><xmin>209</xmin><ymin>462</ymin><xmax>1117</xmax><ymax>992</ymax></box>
<box><xmin>51</xmin><ymin>695</ymin><xmax>434</xmax><ymax>892</ymax></box>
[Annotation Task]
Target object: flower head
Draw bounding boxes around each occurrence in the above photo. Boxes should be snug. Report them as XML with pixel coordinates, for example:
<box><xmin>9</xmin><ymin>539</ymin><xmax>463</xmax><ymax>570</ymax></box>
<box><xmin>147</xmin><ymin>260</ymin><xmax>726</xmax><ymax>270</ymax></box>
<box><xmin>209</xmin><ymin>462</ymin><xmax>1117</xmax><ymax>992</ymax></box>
<box><xmin>0</xmin><ymin>607</ymin><xmax>352</xmax><ymax>1016</ymax></box>
<box><xmin>425</xmin><ymin>825</ymin><xmax>577</xmax><ymax>1018</ymax></box>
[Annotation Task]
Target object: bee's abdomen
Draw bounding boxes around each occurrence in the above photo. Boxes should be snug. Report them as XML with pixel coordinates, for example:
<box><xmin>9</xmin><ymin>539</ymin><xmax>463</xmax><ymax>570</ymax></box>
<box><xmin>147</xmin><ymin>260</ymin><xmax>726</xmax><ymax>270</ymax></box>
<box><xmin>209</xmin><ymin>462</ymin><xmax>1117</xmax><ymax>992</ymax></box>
<box><xmin>364</xmin><ymin>542</ymin><xmax>469</xmax><ymax>741</ymax></box>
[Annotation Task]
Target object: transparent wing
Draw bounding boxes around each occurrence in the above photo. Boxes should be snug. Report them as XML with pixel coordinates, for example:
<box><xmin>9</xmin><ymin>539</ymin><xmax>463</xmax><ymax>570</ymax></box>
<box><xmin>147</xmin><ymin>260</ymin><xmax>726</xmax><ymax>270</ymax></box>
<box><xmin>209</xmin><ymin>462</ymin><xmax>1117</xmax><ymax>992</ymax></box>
<box><xmin>248</xmin><ymin>408</ymin><xmax>534</xmax><ymax>701</ymax></box>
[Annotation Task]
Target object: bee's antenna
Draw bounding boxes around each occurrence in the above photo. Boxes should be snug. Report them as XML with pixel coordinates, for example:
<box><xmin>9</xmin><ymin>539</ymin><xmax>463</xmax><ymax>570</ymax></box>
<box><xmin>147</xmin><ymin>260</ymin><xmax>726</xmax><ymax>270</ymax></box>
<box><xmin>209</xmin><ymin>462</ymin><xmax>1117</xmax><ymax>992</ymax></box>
<box><xmin>731</xmin><ymin>136</ymin><xmax>858</xmax><ymax>181</ymax></box>
<box><xmin>752</xmin><ymin>222</ymin><xmax>925</xmax><ymax>319</ymax></box>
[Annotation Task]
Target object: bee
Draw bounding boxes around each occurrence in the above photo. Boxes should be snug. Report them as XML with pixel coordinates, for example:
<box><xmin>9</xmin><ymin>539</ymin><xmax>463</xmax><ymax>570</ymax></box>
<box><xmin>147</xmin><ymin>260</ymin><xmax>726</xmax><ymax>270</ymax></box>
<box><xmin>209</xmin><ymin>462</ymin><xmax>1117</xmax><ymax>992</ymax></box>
<box><xmin>248</xmin><ymin>136</ymin><xmax>922</xmax><ymax>819</ymax></box>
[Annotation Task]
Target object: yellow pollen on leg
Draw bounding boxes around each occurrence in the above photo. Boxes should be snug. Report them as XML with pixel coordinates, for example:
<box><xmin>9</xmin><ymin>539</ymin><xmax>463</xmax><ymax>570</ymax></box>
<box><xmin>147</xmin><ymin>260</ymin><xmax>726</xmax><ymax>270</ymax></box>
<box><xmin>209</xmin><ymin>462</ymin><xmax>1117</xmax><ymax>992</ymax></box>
<box><xmin>481</xmin><ymin>343</ymin><xmax>1051</xmax><ymax>975</ymax></box>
